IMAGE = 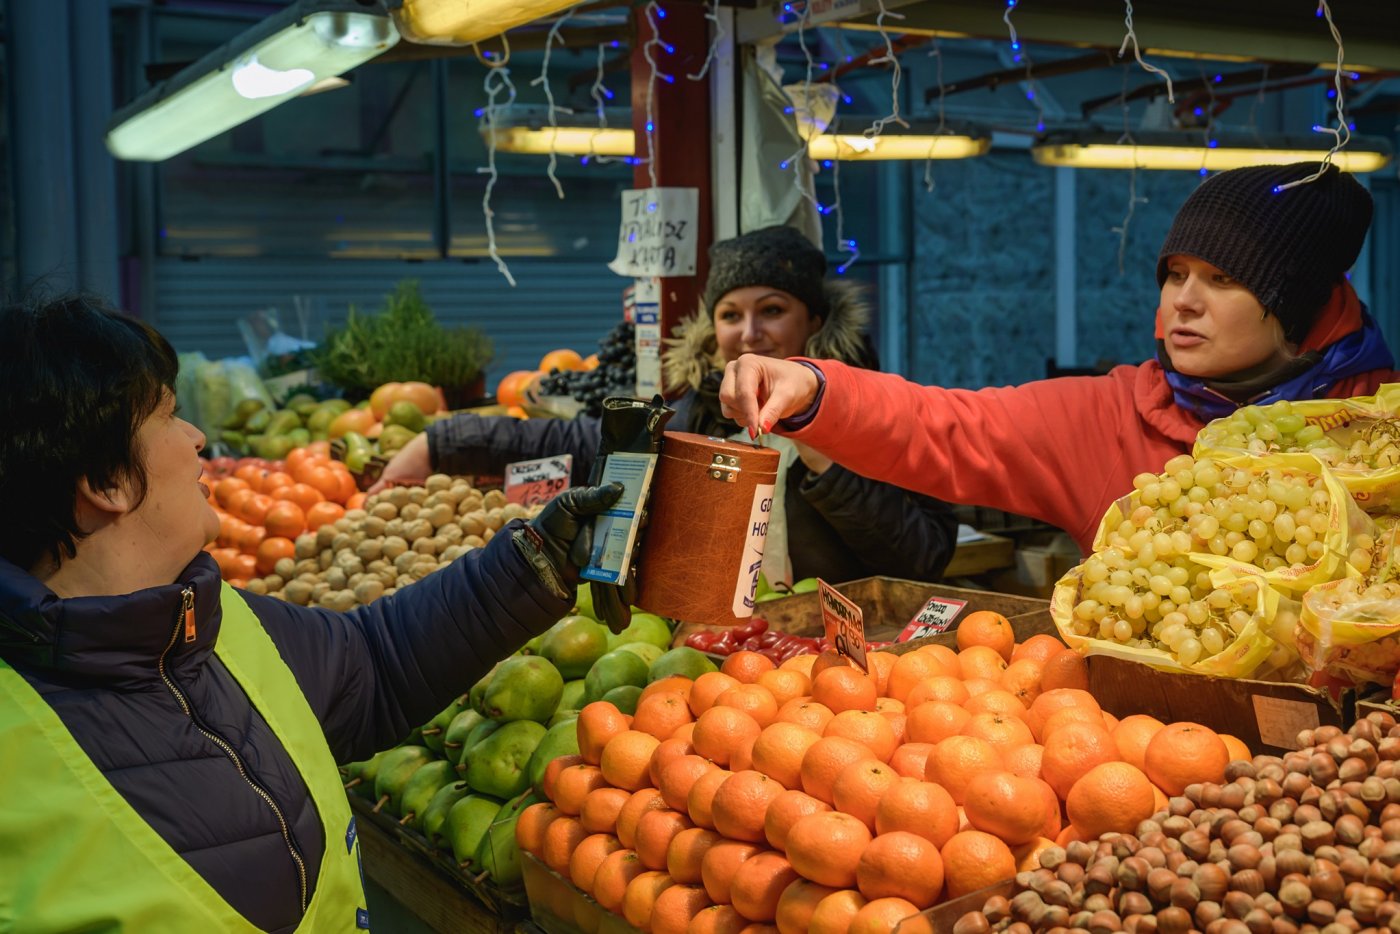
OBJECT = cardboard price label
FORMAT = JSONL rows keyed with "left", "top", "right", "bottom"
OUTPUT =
{"left": 897, "top": 596, "right": 969, "bottom": 642}
{"left": 504, "top": 454, "right": 572, "bottom": 507}
{"left": 818, "top": 579, "right": 867, "bottom": 672}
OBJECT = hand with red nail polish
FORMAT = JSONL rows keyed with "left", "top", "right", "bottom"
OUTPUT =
{"left": 719, "top": 354, "right": 821, "bottom": 435}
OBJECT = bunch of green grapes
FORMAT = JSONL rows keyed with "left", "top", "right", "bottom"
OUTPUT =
{"left": 1200, "top": 400, "right": 1400, "bottom": 470}
{"left": 1070, "top": 453, "right": 1332, "bottom": 666}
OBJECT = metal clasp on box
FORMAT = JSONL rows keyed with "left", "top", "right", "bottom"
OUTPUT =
{"left": 709, "top": 453, "right": 741, "bottom": 483}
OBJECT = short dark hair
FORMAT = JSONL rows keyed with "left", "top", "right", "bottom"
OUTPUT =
{"left": 0, "top": 293, "right": 179, "bottom": 570}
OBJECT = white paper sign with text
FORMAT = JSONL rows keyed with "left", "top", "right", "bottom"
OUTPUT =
{"left": 609, "top": 187, "right": 699, "bottom": 278}
{"left": 504, "top": 454, "right": 572, "bottom": 507}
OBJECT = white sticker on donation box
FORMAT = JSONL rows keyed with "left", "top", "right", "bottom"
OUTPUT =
{"left": 504, "top": 454, "right": 572, "bottom": 507}
{"left": 608, "top": 188, "right": 699, "bottom": 278}
{"left": 580, "top": 452, "right": 658, "bottom": 587}
{"left": 819, "top": 580, "right": 867, "bottom": 672}
{"left": 733, "top": 484, "right": 776, "bottom": 618}
{"left": 634, "top": 278, "right": 662, "bottom": 398}
{"left": 897, "top": 596, "right": 969, "bottom": 642}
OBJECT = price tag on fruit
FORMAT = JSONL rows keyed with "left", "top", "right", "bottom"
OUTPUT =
{"left": 818, "top": 579, "right": 868, "bottom": 672}
{"left": 897, "top": 596, "right": 969, "bottom": 642}
{"left": 504, "top": 454, "right": 573, "bottom": 507}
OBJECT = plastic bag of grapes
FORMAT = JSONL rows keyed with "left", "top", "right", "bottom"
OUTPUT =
{"left": 1051, "top": 562, "right": 1298, "bottom": 678}
{"left": 1193, "top": 388, "right": 1400, "bottom": 515}
{"left": 1296, "top": 518, "right": 1400, "bottom": 687}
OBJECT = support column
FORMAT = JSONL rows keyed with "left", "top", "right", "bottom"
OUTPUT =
{"left": 631, "top": 3, "right": 713, "bottom": 395}
{"left": 70, "top": 0, "right": 120, "bottom": 299}
{"left": 1054, "top": 166, "right": 1077, "bottom": 369}
{"left": 877, "top": 161, "right": 909, "bottom": 376}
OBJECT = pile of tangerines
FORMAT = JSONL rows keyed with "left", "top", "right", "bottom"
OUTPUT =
{"left": 202, "top": 443, "right": 365, "bottom": 585}
{"left": 514, "top": 613, "right": 1245, "bottom": 934}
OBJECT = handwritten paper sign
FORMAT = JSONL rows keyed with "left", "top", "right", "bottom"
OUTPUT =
{"left": 609, "top": 187, "right": 699, "bottom": 278}
{"left": 818, "top": 579, "right": 867, "bottom": 672}
{"left": 504, "top": 454, "right": 572, "bottom": 507}
{"left": 897, "top": 595, "right": 969, "bottom": 642}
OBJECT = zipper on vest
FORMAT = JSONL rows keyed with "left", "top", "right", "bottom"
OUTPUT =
{"left": 159, "top": 585, "right": 310, "bottom": 914}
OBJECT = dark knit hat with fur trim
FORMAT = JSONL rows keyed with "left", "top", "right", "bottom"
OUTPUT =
{"left": 1156, "top": 162, "right": 1373, "bottom": 344}
{"left": 702, "top": 226, "right": 829, "bottom": 320}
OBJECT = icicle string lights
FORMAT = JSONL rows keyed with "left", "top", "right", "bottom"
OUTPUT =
{"left": 1118, "top": 0, "right": 1174, "bottom": 103}
{"left": 1002, "top": 0, "right": 1044, "bottom": 132}
{"left": 641, "top": 0, "right": 673, "bottom": 189}
{"left": 780, "top": 6, "right": 826, "bottom": 216}
{"left": 865, "top": 0, "right": 909, "bottom": 138}
{"left": 531, "top": 9, "right": 574, "bottom": 199}
{"left": 1275, "top": 0, "right": 1350, "bottom": 192}
{"left": 923, "top": 37, "right": 945, "bottom": 193}
{"left": 480, "top": 66, "right": 518, "bottom": 286}
{"left": 688, "top": 0, "right": 725, "bottom": 81}
{"left": 1110, "top": 65, "right": 1148, "bottom": 277}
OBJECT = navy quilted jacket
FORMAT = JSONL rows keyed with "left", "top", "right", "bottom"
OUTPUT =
{"left": 0, "top": 525, "right": 571, "bottom": 933}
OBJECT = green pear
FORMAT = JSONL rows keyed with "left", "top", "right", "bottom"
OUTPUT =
{"left": 573, "top": 582, "right": 600, "bottom": 621}
{"left": 397, "top": 760, "right": 455, "bottom": 827}
{"left": 647, "top": 647, "right": 718, "bottom": 683}
{"left": 465, "top": 721, "right": 547, "bottom": 799}
{"left": 614, "top": 642, "right": 664, "bottom": 667}
{"left": 475, "top": 791, "right": 539, "bottom": 886}
{"left": 548, "top": 708, "right": 580, "bottom": 729}
{"left": 601, "top": 684, "right": 643, "bottom": 715}
{"left": 559, "top": 679, "right": 588, "bottom": 712}
{"left": 443, "top": 710, "right": 486, "bottom": 768}
{"left": 527, "top": 720, "right": 582, "bottom": 796}
{"left": 608, "top": 612, "right": 673, "bottom": 651}
{"left": 371, "top": 745, "right": 434, "bottom": 814}
{"left": 347, "top": 751, "right": 388, "bottom": 800}
{"left": 445, "top": 795, "right": 504, "bottom": 868}
{"left": 422, "top": 781, "right": 472, "bottom": 850}
{"left": 791, "top": 577, "right": 820, "bottom": 594}
{"left": 583, "top": 650, "right": 650, "bottom": 706}
{"left": 481, "top": 656, "right": 564, "bottom": 723}
{"left": 456, "top": 720, "right": 503, "bottom": 776}
{"left": 540, "top": 615, "right": 611, "bottom": 679}
{"left": 468, "top": 663, "right": 501, "bottom": 717}
{"left": 420, "top": 694, "right": 468, "bottom": 756}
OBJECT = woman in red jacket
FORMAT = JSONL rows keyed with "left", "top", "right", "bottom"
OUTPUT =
{"left": 719, "top": 162, "right": 1399, "bottom": 554}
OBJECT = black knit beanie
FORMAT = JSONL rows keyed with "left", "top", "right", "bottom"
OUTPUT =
{"left": 1156, "top": 162, "right": 1373, "bottom": 344}
{"left": 702, "top": 226, "right": 829, "bottom": 320}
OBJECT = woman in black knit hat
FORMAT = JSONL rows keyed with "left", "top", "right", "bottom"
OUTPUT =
{"left": 376, "top": 225, "right": 959, "bottom": 586}
{"left": 718, "top": 162, "right": 1399, "bottom": 555}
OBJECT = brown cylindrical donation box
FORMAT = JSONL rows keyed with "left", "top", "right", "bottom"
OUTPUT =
{"left": 633, "top": 431, "right": 781, "bottom": 626}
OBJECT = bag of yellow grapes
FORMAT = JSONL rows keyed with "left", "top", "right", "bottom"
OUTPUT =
{"left": 1297, "top": 517, "right": 1400, "bottom": 687}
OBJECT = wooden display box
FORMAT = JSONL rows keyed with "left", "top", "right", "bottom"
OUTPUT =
{"left": 349, "top": 795, "right": 525, "bottom": 934}
{"left": 1086, "top": 656, "right": 1355, "bottom": 756}
{"left": 522, "top": 851, "right": 640, "bottom": 934}
{"left": 896, "top": 881, "right": 1014, "bottom": 933}
{"left": 1355, "top": 688, "right": 1399, "bottom": 722}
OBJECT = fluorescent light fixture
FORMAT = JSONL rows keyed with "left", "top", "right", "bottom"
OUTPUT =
{"left": 489, "top": 126, "right": 636, "bottom": 156}
{"left": 392, "top": 0, "right": 584, "bottom": 46}
{"left": 807, "top": 132, "right": 989, "bottom": 161}
{"left": 106, "top": 0, "right": 398, "bottom": 162}
{"left": 1032, "top": 130, "right": 1393, "bottom": 173}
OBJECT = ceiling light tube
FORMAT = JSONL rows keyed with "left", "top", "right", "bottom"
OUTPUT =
{"left": 487, "top": 126, "right": 637, "bottom": 156}
{"left": 1032, "top": 130, "right": 1392, "bottom": 173}
{"left": 807, "top": 132, "right": 990, "bottom": 161}
{"left": 391, "top": 0, "right": 584, "bottom": 46}
{"left": 106, "top": 0, "right": 398, "bottom": 162}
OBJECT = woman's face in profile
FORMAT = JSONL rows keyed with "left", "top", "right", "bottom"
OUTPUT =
{"left": 1158, "top": 255, "right": 1292, "bottom": 379}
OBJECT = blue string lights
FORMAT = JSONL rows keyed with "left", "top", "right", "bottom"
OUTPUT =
{"left": 479, "top": 65, "right": 518, "bottom": 286}
{"left": 1275, "top": 0, "right": 1351, "bottom": 192}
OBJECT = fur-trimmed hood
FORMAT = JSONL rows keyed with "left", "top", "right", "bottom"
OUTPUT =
{"left": 661, "top": 278, "right": 874, "bottom": 393}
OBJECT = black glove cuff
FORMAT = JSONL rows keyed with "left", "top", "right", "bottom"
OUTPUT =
{"left": 512, "top": 524, "right": 570, "bottom": 601}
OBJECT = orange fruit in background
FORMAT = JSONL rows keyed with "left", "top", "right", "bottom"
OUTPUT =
{"left": 905, "top": 701, "right": 971, "bottom": 746}
{"left": 831, "top": 759, "right": 900, "bottom": 831}
{"left": 643, "top": 676, "right": 696, "bottom": 704}
{"left": 962, "top": 771, "right": 1050, "bottom": 846}
{"left": 875, "top": 779, "right": 959, "bottom": 848}
{"left": 824, "top": 709, "right": 898, "bottom": 763}
{"left": 999, "top": 659, "right": 1046, "bottom": 706}
{"left": 259, "top": 470, "right": 295, "bottom": 494}
{"left": 962, "top": 678, "right": 1000, "bottom": 699}
{"left": 623, "top": 870, "right": 676, "bottom": 932}
{"left": 1221, "top": 733, "right": 1252, "bottom": 764}
{"left": 673, "top": 722, "right": 697, "bottom": 744}
{"left": 570, "top": 833, "right": 623, "bottom": 893}
{"left": 1101, "top": 711, "right": 1120, "bottom": 732}
{"left": 540, "top": 754, "right": 584, "bottom": 803}
{"left": 240, "top": 493, "right": 275, "bottom": 526}
{"left": 712, "top": 770, "right": 787, "bottom": 844}
{"left": 715, "top": 684, "right": 780, "bottom": 728}
{"left": 723, "top": 651, "right": 777, "bottom": 684}
{"left": 866, "top": 652, "right": 897, "bottom": 695}
{"left": 1111, "top": 714, "right": 1166, "bottom": 771}
{"left": 775, "top": 879, "right": 838, "bottom": 934}
{"left": 960, "top": 712, "right": 1034, "bottom": 754}
{"left": 693, "top": 706, "right": 762, "bottom": 767}
{"left": 1003, "top": 742, "right": 1044, "bottom": 779}
{"left": 850, "top": 897, "right": 923, "bottom": 934}
{"left": 540, "top": 348, "right": 586, "bottom": 372}
{"left": 882, "top": 713, "right": 907, "bottom": 747}
{"left": 667, "top": 827, "right": 723, "bottom": 884}
{"left": 757, "top": 670, "right": 810, "bottom": 707}
{"left": 214, "top": 477, "right": 250, "bottom": 508}
{"left": 542, "top": 816, "right": 588, "bottom": 875}
{"left": 905, "top": 675, "right": 970, "bottom": 709}
{"left": 593, "top": 849, "right": 646, "bottom": 913}
{"left": 886, "top": 651, "right": 956, "bottom": 703}
{"left": 799, "top": 736, "right": 871, "bottom": 804}
{"left": 229, "top": 553, "right": 258, "bottom": 581}
{"left": 700, "top": 840, "right": 764, "bottom": 904}
{"left": 687, "top": 768, "right": 734, "bottom": 829}
{"left": 809, "top": 649, "right": 850, "bottom": 678}
{"left": 691, "top": 904, "right": 749, "bottom": 934}
{"left": 304, "top": 500, "right": 344, "bottom": 531}
{"left": 275, "top": 482, "right": 325, "bottom": 512}
{"left": 856, "top": 831, "right": 944, "bottom": 907}
{"left": 255, "top": 536, "right": 296, "bottom": 575}
{"left": 1012, "top": 634, "right": 1068, "bottom": 665}
{"left": 775, "top": 700, "right": 834, "bottom": 734}
{"left": 579, "top": 702, "right": 633, "bottom": 765}
{"left": 764, "top": 789, "right": 832, "bottom": 852}
{"left": 940, "top": 830, "right": 1017, "bottom": 898}
{"left": 750, "top": 722, "right": 822, "bottom": 790}
{"left": 1066, "top": 761, "right": 1157, "bottom": 840}
{"left": 731, "top": 851, "right": 800, "bottom": 923}
{"left": 603, "top": 730, "right": 663, "bottom": 792}
{"left": 1040, "top": 705, "right": 1109, "bottom": 741}
{"left": 654, "top": 883, "right": 713, "bottom": 934}
{"left": 1026, "top": 688, "right": 1101, "bottom": 741}
{"left": 730, "top": 734, "right": 758, "bottom": 772}
{"left": 1040, "top": 721, "right": 1121, "bottom": 800}
{"left": 786, "top": 811, "right": 872, "bottom": 889}
{"left": 965, "top": 688, "right": 1029, "bottom": 719}
{"left": 811, "top": 667, "right": 878, "bottom": 714}
{"left": 617, "top": 788, "right": 669, "bottom": 848}
{"left": 889, "top": 742, "right": 935, "bottom": 779}
{"left": 809, "top": 890, "right": 869, "bottom": 934}
{"left": 1040, "top": 650, "right": 1090, "bottom": 692}
{"left": 580, "top": 786, "right": 632, "bottom": 834}
{"left": 1013, "top": 836, "right": 1059, "bottom": 873}
{"left": 956, "top": 611, "right": 1015, "bottom": 661}
{"left": 874, "top": 696, "right": 905, "bottom": 715}
{"left": 1056, "top": 824, "right": 1084, "bottom": 847}
{"left": 650, "top": 737, "right": 698, "bottom": 787}
{"left": 1033, "top": 778, "right": 1062, "bottom": 841}
{"left": 234, "top": 464, "right": 265, "bottom": 488}
{"left": 690, "top": 672, "right": 744, "bottom": 717}
{"left": 659, "top": 755, "right": 718, "bottom": 812}
{"left": 494, "top": 370, "right": 542, "bottom": 408}
{"left": 302, "top": 466, "right": 343, "bottom": 501}
{"left": 1144, "top": 721, "right": 1230, "bottom": 795}
{"left": 263, "top": 502, "right": 306, "bottom": 540}
{"left": 924, "top": 736, "right": 1004, "bottom": 804}
{"left": 555, "top": 764, "right": 610, "bottom": 815}
{"left": 636, "top": 808, "right": 695, "bottom": 871}
{"left": 514, "top": 802, "right": 562, "bottom": 857}
{"left": 779, "top": 654, "right": 818, "bottom": 677}
{"left": 634, "top": 692, "right": 695, "bottom": 741}
{"left": 958, "top": 645, "right": 1009, "bottom": 682}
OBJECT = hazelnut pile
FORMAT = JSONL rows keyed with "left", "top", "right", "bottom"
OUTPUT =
{"left": 955, "top": 713, "right": 1400, "bottom": 934}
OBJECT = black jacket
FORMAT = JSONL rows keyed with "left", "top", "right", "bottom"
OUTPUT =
{"left": 0, "top": 529, "right": 570, "bottom": 933}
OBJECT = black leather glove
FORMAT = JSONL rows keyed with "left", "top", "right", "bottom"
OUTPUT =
{"left": 512, "top": 482, "right": 623, "bottom": 604}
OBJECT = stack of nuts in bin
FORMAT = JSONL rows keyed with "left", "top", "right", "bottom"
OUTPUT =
{"left": 954, "top": 712, "right": 1400, "bottom": 934}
